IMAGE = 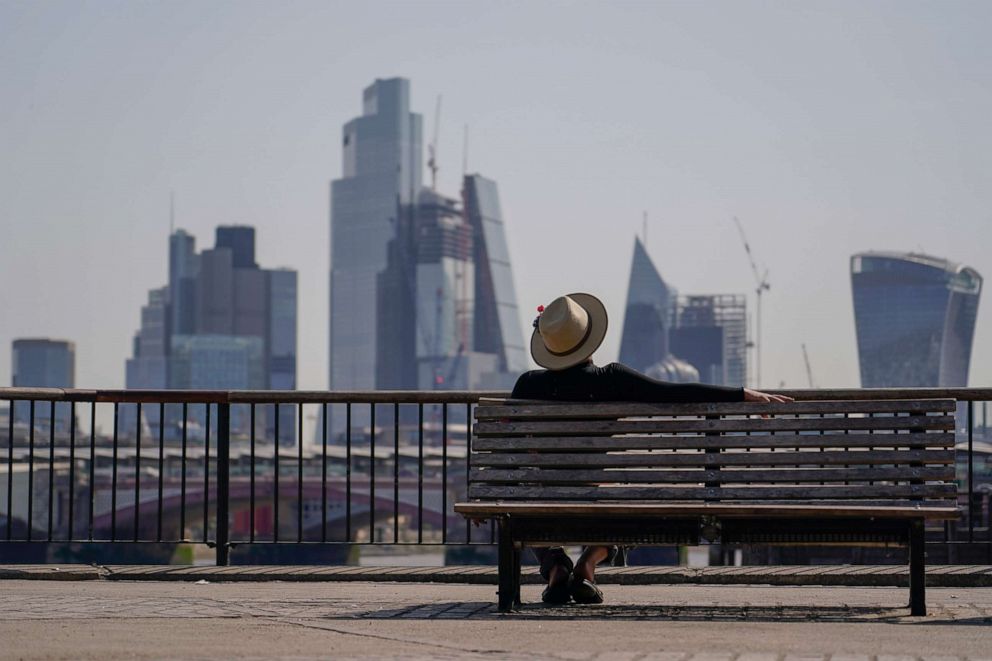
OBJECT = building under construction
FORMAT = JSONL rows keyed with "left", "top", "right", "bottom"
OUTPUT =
{"left": 670, "top": 294, "right": 748, "bottom": 387}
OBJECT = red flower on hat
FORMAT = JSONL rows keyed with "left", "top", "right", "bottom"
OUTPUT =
{"left": 533, "top": 304, "right": 545, "bottom": 329}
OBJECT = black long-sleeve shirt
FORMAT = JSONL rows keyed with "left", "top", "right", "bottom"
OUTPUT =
{"left": 510, "top": 362, "right": 744, "bottom": 403}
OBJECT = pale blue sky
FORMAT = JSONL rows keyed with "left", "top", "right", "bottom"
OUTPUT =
{"left": 1, "top": 0, "right": 990, "bottom": 392}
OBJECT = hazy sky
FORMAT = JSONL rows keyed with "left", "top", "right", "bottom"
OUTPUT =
{"left": 1, "top": 0, "right": 990, "bottom": 393}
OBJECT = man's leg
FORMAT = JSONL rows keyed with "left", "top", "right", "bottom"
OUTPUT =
{"left": 533, "top": 546, "right": 573, "bottom": 604}
{"left": 574, "top": 545, "right": 610, "bottom": 582}
{"left": 570, "top": 545, "right": 615, "bottom": 605}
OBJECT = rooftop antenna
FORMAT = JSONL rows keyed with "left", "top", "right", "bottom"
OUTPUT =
{"left": 733, "top": 216, "right": 771, "bottom": 388}
{"left": 169, "top": 191, "right": 175, "bottom": 234}
{"left": 427, "top": 95, "right": 442, "bottom": 190}
{"left": 462, "top": 124, "right": 469, "bottom": 177}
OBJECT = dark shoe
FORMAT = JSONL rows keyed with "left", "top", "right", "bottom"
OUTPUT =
{"left": 569, "top": 576, "right": 604, "bottom": 605}
{"left": 541, "top": 574, "right": 572, "bottom": 605}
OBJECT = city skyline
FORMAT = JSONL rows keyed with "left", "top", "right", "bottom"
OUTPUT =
{"left": 125, "top": 224, "right": 297, "bottom": 440}
{"left": 2, "top": 1, "right": 990, "bottom": 393}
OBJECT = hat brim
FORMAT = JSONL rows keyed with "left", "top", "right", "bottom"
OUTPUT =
{"left": 530, "top": 292, "right": 609, "bottom": 370}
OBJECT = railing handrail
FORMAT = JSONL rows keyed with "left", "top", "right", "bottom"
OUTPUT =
{"left": 1, "top": 386, "right": 992, "bottom": 404}
{"left": 0, "top": 388, "right": 510, "bottom": 404}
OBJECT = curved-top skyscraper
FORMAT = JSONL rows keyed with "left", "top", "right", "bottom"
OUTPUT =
{"left": 851, "top": 252, "right": 982, "bottom": 387}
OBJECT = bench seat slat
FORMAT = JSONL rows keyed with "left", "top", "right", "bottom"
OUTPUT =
{"left": 471, "top": 432, "right": 954, "bottom": 452}
{"left": 474, "top": 415, "right": 954, "bottom": 437}
{"left": 453, "top": 501, "right": 960, "bottom": 519}
{"left": 467, "top": 483, "right": 957, "bottom": 500}
{"left": 473, "top": 448, "right": 955, "bottom": 468}
{"left": 475, "top": 399, "right": 956, "bottom": 420}
{"left": 470, "top": 466, "right": 955, "bottom": 484}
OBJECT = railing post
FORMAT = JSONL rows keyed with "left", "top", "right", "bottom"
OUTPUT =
{"left": 216, "top": 402, "right": 231, "bottom": 567}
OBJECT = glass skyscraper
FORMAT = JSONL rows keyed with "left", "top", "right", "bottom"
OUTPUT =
{"left": 11, "top": 338, "right": 76, "bottom": 432}
{"left": 330, "top": 78, "right": 422, "bottom": 396}
{"left": 618, "top": 237, "right": 675, "bottom": 373}
{"left": 851, "top": 251, "right": 982, "bottom": 387}
{"left": 463, "top": 174, "right": 528, "bottom": 377}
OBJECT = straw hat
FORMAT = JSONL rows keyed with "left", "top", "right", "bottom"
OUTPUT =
{"left": 530, "top": 293, "right": 608, "bottom": 370}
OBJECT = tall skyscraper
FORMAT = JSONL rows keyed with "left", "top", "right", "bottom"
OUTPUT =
{"left": 125, "top": 226, "right": 297, "bottom": 441}
{"left": 851, "top": 252, "right": 982, "bottom": 387}
{"left": 215, "top": 225, "right": 258, "bottom": 269}
{"left": 330, "top": 78, "right": 423, "bottom": 396}
{"left": 463, "top": 174, "right": 528, "bottom": 377}
{"left": 12, "top": 338, "right": 75, "bottom": 432}
{"left": 618, "top": 237, "right": 675, "bottom": 373}
{"left": 330, "top": 78, "right": 527, "bottom": 407}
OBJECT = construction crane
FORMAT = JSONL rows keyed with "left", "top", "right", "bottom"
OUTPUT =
{"left": 802, "top": 343, "right": 815, "bottom": 388}
{"left": 733, "top": 217, "right": 771, "bottom": 388}
{"left": 427, "top": 95, "right": 442, "bottom": 190}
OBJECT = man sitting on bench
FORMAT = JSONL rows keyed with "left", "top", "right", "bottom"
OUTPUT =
{"left": 513, "top": 293, "right": 792, "bottom": 605}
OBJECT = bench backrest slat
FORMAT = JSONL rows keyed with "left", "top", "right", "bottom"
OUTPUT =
{"left": 474, "top": 414, "right": 954, "bottom": 437}
{"left": 473, "top": 431, "right": 954, "bottom": 452}
{"left": 468, "top": 398, "right": 958, "bottom": 508}
{"left": 467, "top": 484, "right": 957, "bottom": 501}
{"left": 475, "top": 398, "right": 956, "bottom": 419}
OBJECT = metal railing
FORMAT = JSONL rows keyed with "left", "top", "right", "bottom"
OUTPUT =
{"left": 1, "top": 387, "right": 989, "bottom": 565}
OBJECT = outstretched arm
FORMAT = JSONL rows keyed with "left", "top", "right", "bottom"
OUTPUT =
{"left": 603, "top": 363, "right": 794, "bottom": 404}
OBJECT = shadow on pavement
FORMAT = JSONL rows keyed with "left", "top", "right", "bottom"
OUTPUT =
{"left": 359, "top": 601, "right": 992, "bottom": 625}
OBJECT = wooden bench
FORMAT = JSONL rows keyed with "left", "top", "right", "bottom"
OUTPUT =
{"left": 454, "top": 398, "right": 960, "bottom": 615}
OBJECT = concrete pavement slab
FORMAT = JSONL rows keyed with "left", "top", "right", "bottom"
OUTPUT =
{"left": 1, "top": 581, "right": 990, "bottom": 660}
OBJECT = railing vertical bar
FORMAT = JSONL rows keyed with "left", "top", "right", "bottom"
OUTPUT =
{"left": 110, "top": 401, "right": 118, "bottom": 542}
{"left": 180, "top": 403, "right": 188, "bottom": 540}
{"left": 6, "top": 400, "right": 14, "bottom": 541}
{"left": 370, "top": 403, "right": 376, "bottom": 542}
{"left": 157, "top": 402, "right": 164, "bottom": 542}
{"left": 345, "top": 403, "right": 352, "bottom": 542}
{"left": 134, "top": 402, "right": 141, "bottom": 542}
{"left": 417, "top": 403, "right": 423, "bottom": 544}
{"left": 465, "top": 402, "right": 471, "bottom": 544}
{"left": 321, "top": 403, "right": 327, "bottom": 543}
{"left": 274, "top": 404, "right": 280, "bottom": 543}
{"left": 968, "top": 401, "right": 974, "bottom": 542}
{"left": 441, "top": 402, "right": 448, "bottom": 545}
{"left": 393, "top": 402, "right": 399, "bottom": 544}
{"left": 216, "top": 402, "right": 230, "bottom": 566}
{"left": 249, "top": 404, "right": 256, "bottom": 544}
{"left": 68, "top": 402, "right": 75, "bottom": 541}
{"left": 27, "top": 400, "right": 34, "bottom": 542}
{"left": 203, "top": 403, "right": 211, "bottom": 543}
{"left": 88, "top": 401, "right": 95, "bottom": 541}
{"left": 297, "top": 403, "right": 303, "bottom": 544}
{"left": 47, "top": 400, "right": 55, "bottom": 540}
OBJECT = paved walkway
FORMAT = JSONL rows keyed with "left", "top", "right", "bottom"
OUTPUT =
{"left": 4, "top": 564, "right": 992, "bottom": 587}
{"left": 2, "top": 581, "right": 990, "bottom": 659}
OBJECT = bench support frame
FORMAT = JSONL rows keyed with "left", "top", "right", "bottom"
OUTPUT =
{"left": 493, "top": 514, "right": 931, "bottom": 615}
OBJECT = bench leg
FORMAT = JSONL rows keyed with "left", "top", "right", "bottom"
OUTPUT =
{"left": 512, "top": 547, "right": 522, "bottom": 608}
{"left": 497, "top": 517, "right": 514, "bottom": 613}
{"left": 909, "top": 519, "right": 926, "bottom": 616}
